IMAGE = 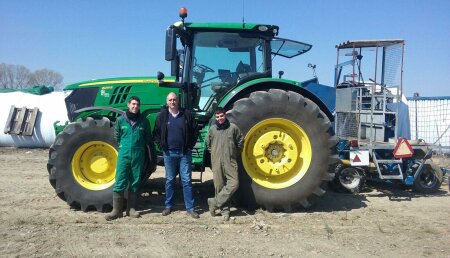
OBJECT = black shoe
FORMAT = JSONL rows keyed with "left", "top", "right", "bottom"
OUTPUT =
{"left": 187, "top": 210, "right": 199, "bottom": 219}
{"left": 162, "top": 208, "right": 172, "bottom": 216}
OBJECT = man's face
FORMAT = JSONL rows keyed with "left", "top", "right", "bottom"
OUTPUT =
{"left": 127, "top": 100, "right": 140, "bottom": 114}
{"left": 167, "top": 93, "right": 178, "bottom": 110}
{"left": 215, "top": 112, "right": 226, "bottom": 124}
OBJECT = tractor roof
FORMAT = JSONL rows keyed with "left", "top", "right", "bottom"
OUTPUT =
{"left": 175, "top": 21, "right": 279, "bottom": 36}
{"left": 336, "top": 39, "right": 404, "bottom": 49}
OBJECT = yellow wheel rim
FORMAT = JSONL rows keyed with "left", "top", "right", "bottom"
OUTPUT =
{"left": 72, "top": 141, "right": 117, "bottom": 190}
{"left": 242, "top": 118, "right": 312, "bottom": 189}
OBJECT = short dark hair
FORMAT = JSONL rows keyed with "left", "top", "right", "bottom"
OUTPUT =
{"left": 214, "top": 107, "right": 226, "bottom": 115}
{"left": 128, "top": 96, "right": 141, "bottom": 104}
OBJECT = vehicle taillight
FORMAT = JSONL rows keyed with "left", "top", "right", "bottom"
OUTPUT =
{"left": 350, "top": 140, "right": 359, "bottom": 147}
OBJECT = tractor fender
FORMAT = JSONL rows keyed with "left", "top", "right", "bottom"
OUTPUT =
{"left": 53, "top": 106, "right": 125, "bottom": 136}
{"left": 218, "top": 79, "right": 334, "bottom": 122}
{"left": 74, "top": 106, "right": 158, "bottom": 131}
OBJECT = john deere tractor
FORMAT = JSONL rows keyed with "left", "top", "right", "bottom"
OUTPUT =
{"left": 47, "top": 8, "right": 337, "bottom": 212}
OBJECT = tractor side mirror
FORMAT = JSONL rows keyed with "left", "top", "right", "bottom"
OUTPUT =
{"left": 157, "top": 71, "right": 165, "bottom": 81}
{"left": 165, "top": 27, "right": 177, "bottom": 61}
{"left": 157, "top": 71, "right": 181, "bottom": 88}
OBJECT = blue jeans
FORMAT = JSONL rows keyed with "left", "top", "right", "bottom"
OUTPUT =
{"left": 163, "top": 150, "right": 195, "bottom": 211}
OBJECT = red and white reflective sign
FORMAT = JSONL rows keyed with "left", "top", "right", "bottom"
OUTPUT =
{"left": 393, "top": 138, "right": 414, "bottom": 158}
{"left": 350, "top": 150, "right": 369, "bottom": 166}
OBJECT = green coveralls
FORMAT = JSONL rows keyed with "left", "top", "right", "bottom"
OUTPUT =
{"left": 113, "top": 115, "right": 151, "bottom": 193}
{"left": 206, "top": 122, "right": 243, "bottom": 213}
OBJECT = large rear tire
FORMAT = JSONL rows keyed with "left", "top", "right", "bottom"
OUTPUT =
{"left": 227, "top": 89, "right": 337, "bottom": 211}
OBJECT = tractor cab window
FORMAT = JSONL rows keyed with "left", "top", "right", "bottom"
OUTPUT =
{"left": 189, "top": 31, "right": 266, "bottom": 111}
{"left": 270, "top": 38, "right": 312, "bottom": 58}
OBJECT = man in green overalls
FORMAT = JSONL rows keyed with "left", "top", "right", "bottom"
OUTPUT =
{"left": 105, "top": 96, "right": 151, "bottom": 221}
{"left": 206, "top": 107, "right": 243, "bottom": 221}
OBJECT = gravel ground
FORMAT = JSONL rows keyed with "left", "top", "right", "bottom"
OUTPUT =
{"left": 0, "top": 147, "right": 449, "bottom": 257}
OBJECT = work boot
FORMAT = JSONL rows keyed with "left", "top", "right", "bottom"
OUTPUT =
{"left": 126, "top": 192, "right": 140, "bottom": 218}
{"left": 105, "top": 192, "right": 124, "bottom": 221}
{"left": 222, "top": 212, "right": 230, "bottom": 222}
{"left": 207, "top": 198, "right": 216, "bottom": 217}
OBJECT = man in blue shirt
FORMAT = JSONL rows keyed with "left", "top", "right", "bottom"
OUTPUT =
{"left": 153, "top": 92, "right": 199, "bottom": 218}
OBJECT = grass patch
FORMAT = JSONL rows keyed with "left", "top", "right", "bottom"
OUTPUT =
{"left": 13, "top": 218, "right": 27, "bottom": 225}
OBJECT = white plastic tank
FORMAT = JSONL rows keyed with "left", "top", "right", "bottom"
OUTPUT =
{"left": 0, "top": 91, "right": 68, "bottom": 147}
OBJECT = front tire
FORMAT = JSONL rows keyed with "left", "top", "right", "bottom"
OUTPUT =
{"left": 47, "top": 117, "right": 118, "bottom": 211}
{"left": 227, "top": 89, "right": 337, "bottom": 211}
{"left": 412, "top": 160, "right": 443, "bottom": 193}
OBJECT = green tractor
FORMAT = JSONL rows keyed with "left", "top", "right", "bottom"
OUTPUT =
{"left": 47, "top": 8, "right": 337, "bottom": 212}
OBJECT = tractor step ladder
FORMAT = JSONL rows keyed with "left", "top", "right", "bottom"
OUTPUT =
{"left": 3, "top": 105, "right": 39, "bottom": 136}
{"left": 376, "top": 159, "right": 402, "bottom": 164}
{"left": 191, "top": 142, "right": 204, "bottom": 183}
{"left": 372, "top": 151, "right": 404, "bottom": 180}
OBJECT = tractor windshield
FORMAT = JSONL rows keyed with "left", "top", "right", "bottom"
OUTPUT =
{"left": 188, "top": 31, "right": 266, "bottom": 111}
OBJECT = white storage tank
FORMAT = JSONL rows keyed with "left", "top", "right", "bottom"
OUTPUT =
{"left": 0, "top": 91, "right": 68, "bottom": 147}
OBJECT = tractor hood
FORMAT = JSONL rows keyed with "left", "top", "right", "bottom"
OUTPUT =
{"left": 63, "top": 76, "right": 172, "bottom": 90}
{"left": 62, "top": 76, "right": 176, "bottom": 122}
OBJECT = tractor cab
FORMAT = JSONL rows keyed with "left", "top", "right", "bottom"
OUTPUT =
{"left": 164, "top": 7, "right": 311, "bottom": 113}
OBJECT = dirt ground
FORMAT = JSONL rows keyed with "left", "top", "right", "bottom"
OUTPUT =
{"left": 0, "top": 148, "right": 449, "bottom": 257}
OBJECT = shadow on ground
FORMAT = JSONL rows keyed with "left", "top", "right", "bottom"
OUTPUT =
{"left": 138, "top": 177, "right": 216, "bottom": 216}
{"left": 362, "top": 180, "right": 449, "bottom": 201}
{"left": 136, "top": 176, "right": 449, "bottom": 216}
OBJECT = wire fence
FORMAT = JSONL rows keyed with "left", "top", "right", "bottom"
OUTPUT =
{"left": 407, "top": 96, "right": 450, "bottom": 153}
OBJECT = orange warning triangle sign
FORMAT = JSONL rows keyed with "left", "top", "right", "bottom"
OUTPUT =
{"left": 353, "top": 154, "right": 361, "bottom": 163}
{"left": 393, "top": 138, "right": 414, "bottom": 158}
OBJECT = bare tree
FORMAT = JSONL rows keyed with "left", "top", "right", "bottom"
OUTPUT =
{"left": 0, "top": 63, "right": 8, "bottom": 88}
{"left": 0, "top": 63, "right": 31, "bottom": 89}
{"left": 0, "top": 64, "right": 64, "bottom": 90}
{"left": 16, "top": 65, "right": 31, "bottom": 89}
{"left": 28, "top": 69, "right": 63, "bottom": 89}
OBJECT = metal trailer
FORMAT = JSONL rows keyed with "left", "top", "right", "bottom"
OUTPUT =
{"left": 331, "top": 39, "right": 444, "bottom": 193}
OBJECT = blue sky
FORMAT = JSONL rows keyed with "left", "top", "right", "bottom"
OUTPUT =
{"left": 1, "top": 0, "right": 449, "bottom": 97}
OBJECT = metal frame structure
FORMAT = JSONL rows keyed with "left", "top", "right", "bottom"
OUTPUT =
{"left": 335, "top": 39, "right": 405, "bottom": 145}
{"left": 334, "top": 39, "right": 417, "bottom": 180}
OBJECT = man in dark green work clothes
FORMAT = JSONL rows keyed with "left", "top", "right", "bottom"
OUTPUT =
{"left": 105, "top": 96, "right": 151, "bottom": 221}
{"left": 206, "top": 107, "right": 243, "bottom": 221}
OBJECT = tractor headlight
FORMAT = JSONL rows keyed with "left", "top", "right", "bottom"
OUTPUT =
{"left": 258, "top": 26, "right": 268, "bottom": 32}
